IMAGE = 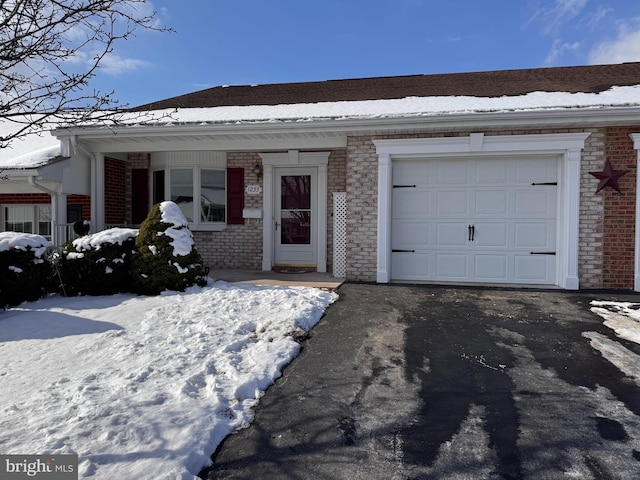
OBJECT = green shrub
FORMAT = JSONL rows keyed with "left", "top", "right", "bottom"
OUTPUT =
{"left": 0, "top": 232, "right": 52, "bottom": 308}
{"left": 131, "top": 201, "right": 207, "bottom": 295}
{"left": 57, "top": 228, "right": 138, "bottom": 296}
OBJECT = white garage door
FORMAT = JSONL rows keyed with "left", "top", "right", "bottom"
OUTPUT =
{"left": 391, "top": 156, "right": 558, "bottom": 284}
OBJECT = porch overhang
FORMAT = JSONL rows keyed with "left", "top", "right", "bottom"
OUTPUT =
{"left": 52, "top": 106, "right": 640, "bottom": 154}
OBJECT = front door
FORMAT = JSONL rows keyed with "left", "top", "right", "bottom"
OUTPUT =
{"left": 274, "top": 168, "right": 317, "bottom": 267}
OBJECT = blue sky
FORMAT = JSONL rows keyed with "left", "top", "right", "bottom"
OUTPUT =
{"left": 91, "top": 0, "right": 640, "bottom": 107}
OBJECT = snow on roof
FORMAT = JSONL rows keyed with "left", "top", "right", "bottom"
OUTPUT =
{"left": 0, "top": 119, "right": 61, "bottom": 170}
{"left": 124, "top": 85, "right": 640, "bottom": 126}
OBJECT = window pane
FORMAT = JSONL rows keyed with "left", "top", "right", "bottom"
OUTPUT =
{"left": 5, "top": 206, "right": 33, "bottom": 233}
{"left": 38, "top": 206, "right": 52, "bottom": 239}
{"left": 281, "top": 211, "right": 311, "bottom": 245}
{"left": 171, "top": 169, "right": 194, "bottom": 221}
{"left": 200, "top": 169, "right": 226, "bottom": 222}
{"left": 281, "top": 175, "right": 310, "bottom": 209}
{"left": 153, "top": 170, "right": 165, "bottom": 205}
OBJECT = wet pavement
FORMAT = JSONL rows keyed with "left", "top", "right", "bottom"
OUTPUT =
{"left": 199, "top": 283, "right": 640, "bottom": 480}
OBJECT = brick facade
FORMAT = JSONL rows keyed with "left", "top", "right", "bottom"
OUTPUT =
{"left": 601, "top": 127, "right": 639, "bottom": 289}
{"left": 105, "top": 157, "right": 126, "bottom": 225}
{"left": 4, "top": 126, "right": 640, "bottom": 289}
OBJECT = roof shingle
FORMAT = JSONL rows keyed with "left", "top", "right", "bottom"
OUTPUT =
{"left": 133, "top": 63, "right": 640, "bottom": 111}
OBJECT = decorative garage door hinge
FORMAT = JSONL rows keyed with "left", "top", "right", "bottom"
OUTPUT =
{"left": 392, "top": 249, "right": 416, "bottom": 253}
{"left": 393, "top": 184, "right": 417, "bottom": 188}
{"left": 531, "top": 182, "right": 557, "bottom": 186}
{"left": 530, "top": 251, "right": 556, "bottom": 255}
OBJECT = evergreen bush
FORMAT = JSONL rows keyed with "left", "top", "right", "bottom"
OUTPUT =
{"left": 57, "top": 228, "right": 138, "bottom": 296}
{"left": 131, "top": 201, "right": 207, "bottom": 295}
{"left": 0, "top": 232, "right": 52, "bottom": 308}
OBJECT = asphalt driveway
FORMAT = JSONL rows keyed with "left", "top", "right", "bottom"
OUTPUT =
{"left": 200, "top": 283, "right": 640, "bottom": 480}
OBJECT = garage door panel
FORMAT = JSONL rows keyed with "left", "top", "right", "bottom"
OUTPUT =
{"left": 436, "top": 223, "right": 468, "bottom": 247}
{"left": 514, "top": 189, "right": 556, "bottom": 216}
{"left": 476, "top": 159, "right": 509, "bottom": 184}
{"left": 475, "top": 254, "right": 508, "bottom": 280}
{"left": 514, "top": 223, "right": 555, "bottom": 249}
{"left": 393, "top": 190, "right": 431, "bottom": 217}
{"left": 392, "top": 221, "right": 430, "bottom": 249}
{"left": 394, "top": 161, "right": 434, "bottom": 185}
{"left": 391, "top": 252, "right": 430, "bottom": 278}
{"left": 437, "top": 191, "right": 469, "bottom": 215}
{"left": 515, "top": 157, "right": 557, "bottom": 184}
{"left": 437, "top": 160, "right": 470, "bottom": 185}
{"left": 514, "top": 255, "right": 554, "bottom": 282}
{"left": 436, "top": 254, "right": 468, "bottom": 278}
{"left": 476, "top": 190, "right": 508, "bottom": 215}
{"left": 474, "top": 223, "right": 508, "bottom": 247}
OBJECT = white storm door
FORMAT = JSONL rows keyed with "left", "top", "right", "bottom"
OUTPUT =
{"left": 274, "top": 168, "right": 317, "bottom": 266}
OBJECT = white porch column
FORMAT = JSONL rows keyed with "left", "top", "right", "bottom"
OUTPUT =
{"left": 51, "top": 194, "right": 68, "bottom": 245}
{"left": 631, "top": 133, "right": 640, "bottom": 291}
{"left": 376, "top": 153, "right": 392, "bottom": 283}
{"left": 91, "top": 153, "right": 105, "bottom": 232}
{"left": 262, "top": 163, "right": 274, "bottom": 271}
{"left": 563, "top": 147, "right": 582, "bottom": 290}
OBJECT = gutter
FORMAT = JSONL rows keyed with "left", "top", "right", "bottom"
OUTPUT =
{"left": 52, "top": 106, "right": 640, "bottom": 142}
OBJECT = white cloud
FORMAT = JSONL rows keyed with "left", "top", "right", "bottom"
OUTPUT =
{"left": 545, "top": 39, "right": 582, "bottom": 65}
{"left": 99, "top": 54, "right": 151, "bottom": 76}
{"left": 589, "top": 20, "right": 640, "bottom": 64}
{"left": 527, "top": 0, "right": 589, "bottom": 34}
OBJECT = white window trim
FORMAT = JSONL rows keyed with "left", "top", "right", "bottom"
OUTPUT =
{"left": 374, "top": 132, "right": 590, "bottom": 289}
{"left": 2, "top": 204, "right": 53, "bottom": 240}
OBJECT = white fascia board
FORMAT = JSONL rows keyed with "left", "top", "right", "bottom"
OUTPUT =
{"left": 52, "top": 106, "right": 640, "bottom": 149}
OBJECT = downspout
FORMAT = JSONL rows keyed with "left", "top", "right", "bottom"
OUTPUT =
{"left": 27, "top": 176, "right": 67, "bottom": 245}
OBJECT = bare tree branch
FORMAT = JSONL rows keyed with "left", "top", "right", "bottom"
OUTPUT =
{"left": 0, "top": 0, "right": 173, "bottom": 149}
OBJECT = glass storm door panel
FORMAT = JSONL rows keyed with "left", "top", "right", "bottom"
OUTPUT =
{"left": 275, "top": 169, "right": 317, "bottom": 266}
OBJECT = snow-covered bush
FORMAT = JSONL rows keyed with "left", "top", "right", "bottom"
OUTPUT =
{"left": 131, "top": 201, "right": 207, "bottom": 295}
{"left": 58, "top": 228, "right": 138, "bottom": 296}
{"left": 0, "top": 232, "right": 52, "bottom": 308}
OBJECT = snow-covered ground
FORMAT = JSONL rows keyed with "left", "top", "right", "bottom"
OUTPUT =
{"left": 587, "top": 300, "right": 640, "bottom": 384}
{"left": 0, "top": 282, "right": 337, "bottom": 479}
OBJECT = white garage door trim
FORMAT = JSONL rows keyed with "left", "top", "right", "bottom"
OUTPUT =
{"left": 374, "top": 133, "right": 590, "bottom": 289}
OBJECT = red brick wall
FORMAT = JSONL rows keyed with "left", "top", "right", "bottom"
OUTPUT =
{"left": 68, "top": 195, "right": 91, "bottom": 220}
{"left": 0, "top": 193, "right": 90, "bottom": 220}
{"left": 602, "top": 127, "right": 639, "bottom": 289}
{"left": 105, "top": 157, "right": 126, "bottom": 224}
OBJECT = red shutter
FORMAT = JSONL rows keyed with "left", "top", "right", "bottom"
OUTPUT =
{"left": 131, "top": 169, "right": 149, "bottom": 224}
{"left": 226, "top": 168, "right": 244, "bottom": 224}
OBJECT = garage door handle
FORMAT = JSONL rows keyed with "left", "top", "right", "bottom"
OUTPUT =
{"left": 530, "top": 251, "right": 556, "bottom": 255}
{"left": 468, "top": 225, "right": 475, "bottom": 242}
{"left": 392, "top": 249, "right": 415, "bottom": 253}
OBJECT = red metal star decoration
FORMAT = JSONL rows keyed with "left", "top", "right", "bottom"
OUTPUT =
{"left": 589, "top": 160, "right": 628, "bottom": 193}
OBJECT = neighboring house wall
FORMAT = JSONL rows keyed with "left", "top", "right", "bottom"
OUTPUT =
{"left": 602, "top": 126, "right": 639, "bottom": 289}
{"left": 105, "top": 157, "right": 126, "bottom": 225}
{"left": 0, "top": 193, "right": 91, "bottom": 219}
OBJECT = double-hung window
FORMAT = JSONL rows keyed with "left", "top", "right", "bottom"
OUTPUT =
{"left": 3, "top": 205, "right": 52, "bottom": 240}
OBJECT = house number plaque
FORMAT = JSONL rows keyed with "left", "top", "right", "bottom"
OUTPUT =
{"left": 245, "top": 185, "right": 262, "bottom": 195}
